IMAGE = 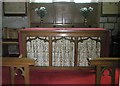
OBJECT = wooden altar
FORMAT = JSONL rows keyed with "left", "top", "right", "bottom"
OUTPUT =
{"left": 19, "top": 28, "right": 110, "bottom": 68}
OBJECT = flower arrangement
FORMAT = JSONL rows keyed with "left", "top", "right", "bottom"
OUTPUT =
{"left": 80, "top": 7, "right": 93, "bottom": 25}
{"left": 80, "top": 7, "right": 93, "bottom": 18}
{"left": 35, "top": 7, "right": 47, "bottom": 20}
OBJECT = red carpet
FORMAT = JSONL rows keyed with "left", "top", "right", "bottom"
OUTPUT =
{"left": 2, "top": 66, "right": 119, "bottom": 85}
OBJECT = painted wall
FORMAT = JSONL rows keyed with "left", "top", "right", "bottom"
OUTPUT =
{"left": 0, "top": 1, "right": 2, "bottom": 85}
{"left": 0, "top": 1, "right": 2, "bottom": 57}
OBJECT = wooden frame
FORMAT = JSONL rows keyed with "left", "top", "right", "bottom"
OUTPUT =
{"left": 3, "top": 2, "right": 27, "bottom": 16}
{"left": 101, "top": 2, "right": 120, "bottom": 16}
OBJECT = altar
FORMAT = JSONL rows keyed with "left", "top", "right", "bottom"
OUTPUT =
{"left": 19, "top": 28, "right": 110, "bottom": 67}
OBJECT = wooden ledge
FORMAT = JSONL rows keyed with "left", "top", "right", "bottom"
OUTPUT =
{"left": 89, "top": 57, "right": 120, "bottom": 61}
{"left": 0, "top": 57, "right": 35, "bottom": 66}
{"left": 89, "top": 57, "right": 120, "bottom": 66}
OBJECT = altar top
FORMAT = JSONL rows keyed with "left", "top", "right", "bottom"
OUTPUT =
{"left": 20, "top": 28, "right": 106, "bottom": 31}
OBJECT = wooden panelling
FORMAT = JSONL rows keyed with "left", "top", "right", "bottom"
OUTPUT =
{"left": 29, "top": 2, "right": 100, "bottom": 28}
{"left": 53, "top": 2, "right": 74, "bottom": 24}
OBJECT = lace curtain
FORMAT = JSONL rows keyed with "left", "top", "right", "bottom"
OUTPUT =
{"left": 52, "top": 37, "right": 75, "bottom": 66}
{"left": 27, "top": 37, "right": 49, "bottom": 66}
{"left": 77, "top": 37, "right": 101, "bottom": 66}
{"left": 26, "top": 36, "right": 101, "bottom": 66}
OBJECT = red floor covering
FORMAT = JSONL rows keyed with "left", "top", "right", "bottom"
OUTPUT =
{"left": 2, "top": 67, "right": 119, "bottom": 85}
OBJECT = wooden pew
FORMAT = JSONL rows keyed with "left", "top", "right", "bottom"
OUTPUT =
{"left": 0, "top": 57, "right": 35, "bottom": 84}
{"left": 89, "top": 57, "right": 120, "bottom": 86}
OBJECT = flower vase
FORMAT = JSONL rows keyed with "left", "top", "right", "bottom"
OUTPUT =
{"left": 84, "top": 17, "right": 87, "bottom": 26}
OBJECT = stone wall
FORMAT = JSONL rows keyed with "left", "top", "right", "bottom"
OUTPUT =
{"left": 99, "top": 16, "right": 120, "bottom": 36}
{"left": 2, "top": 16, "right": 29, "bottom": 28}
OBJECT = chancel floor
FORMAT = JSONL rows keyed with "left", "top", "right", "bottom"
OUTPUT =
{"left": 2, "top": 66, "right": 119, "bottom": 85}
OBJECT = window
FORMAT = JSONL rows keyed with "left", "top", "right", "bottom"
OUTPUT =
{"left": 53, "top": 0, "right": 73, "bottom": 2}
{"left": 74, "top": 0, "right": 92, "bottom": 3}
{"left": 30, "top": 0, "right": 98, "bottom": 3}
{"left": 30, "top": 0, "right": 52, "bottom": 3}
